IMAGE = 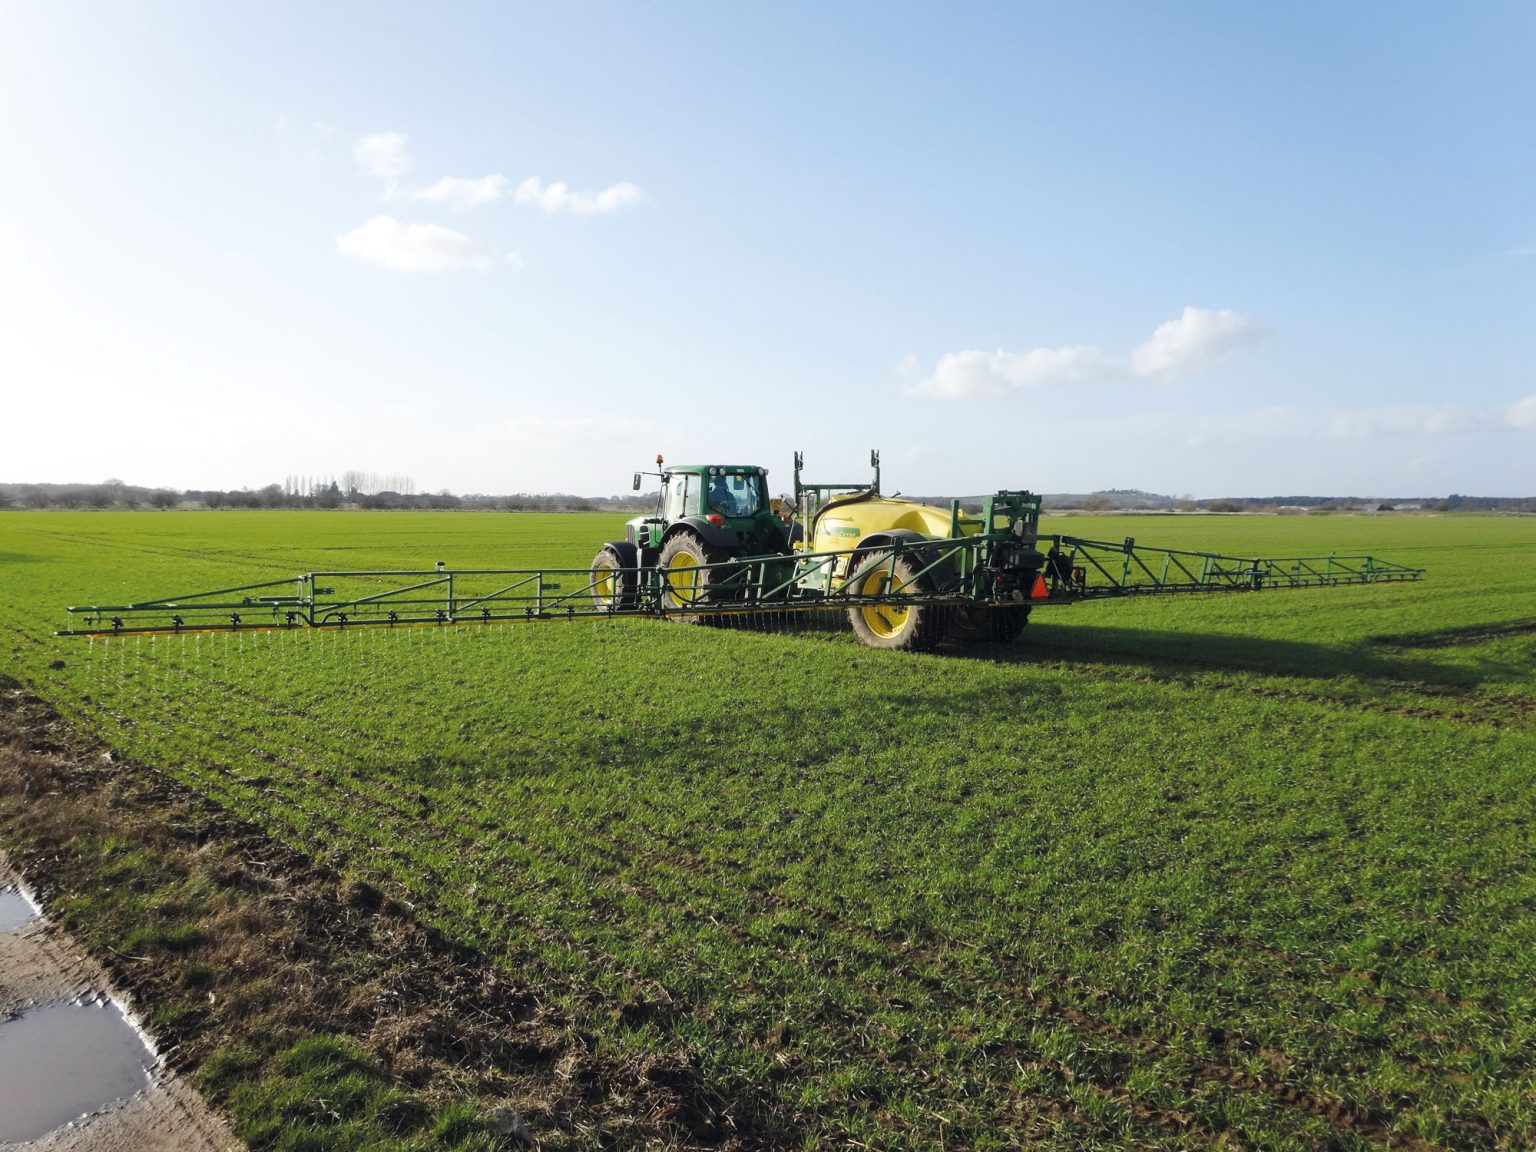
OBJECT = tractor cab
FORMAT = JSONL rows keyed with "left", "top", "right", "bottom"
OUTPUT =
{"left": 611, "top": 458, "right": 788, "bottom": 568}
{"left": 662, "top": 466, "right": 767, "bottom": 523}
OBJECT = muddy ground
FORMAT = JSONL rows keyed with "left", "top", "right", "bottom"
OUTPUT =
{"left": 0, "top": 869, "right": 240, "bottom": 1151}
{"left": 0, "top": 678, "right": 747, "bottom": 1150}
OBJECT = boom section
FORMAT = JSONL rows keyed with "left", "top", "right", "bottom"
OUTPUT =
{"left": 1046, "top": 534, "right": 1424, "bottom": 596}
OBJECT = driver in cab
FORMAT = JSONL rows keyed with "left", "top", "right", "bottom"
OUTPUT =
{"left": 709, "top": 474, "right": 739, "bottom": 516}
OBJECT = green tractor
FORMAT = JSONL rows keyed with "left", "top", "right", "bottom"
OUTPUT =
{"left": 590, "top": 456, "right": 795, "bottom": 617}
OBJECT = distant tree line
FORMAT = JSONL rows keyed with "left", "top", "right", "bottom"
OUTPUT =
{"left": 0, "top": 478, "right": 658, "bottom": 513}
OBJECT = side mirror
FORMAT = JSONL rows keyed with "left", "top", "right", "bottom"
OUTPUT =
{"left": 632, "top": 473, "right": 642, "bottom": 491}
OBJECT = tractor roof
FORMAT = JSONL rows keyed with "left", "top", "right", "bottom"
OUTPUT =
{"left": 666, "top": 464, "right": 767, "bottom": 475}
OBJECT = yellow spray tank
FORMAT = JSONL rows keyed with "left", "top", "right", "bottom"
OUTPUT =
{"left": 808, "top": 494, "right": 961, "bottom": 553}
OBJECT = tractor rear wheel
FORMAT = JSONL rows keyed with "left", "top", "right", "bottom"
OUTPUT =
{"left": 951, "top": 604, "right": 1031, "bottom": 643}
{"left": 658, "top": 532, "right": 731, "bottom": 624}
{"left": 589, "top": 547, "right": 637, "bottom": 611}
{"left": 845, "top": 552, "right": 947, "bottom": 651}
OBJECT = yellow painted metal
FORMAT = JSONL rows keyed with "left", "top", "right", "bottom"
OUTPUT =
{"left": 808, "top": 496, "right": 973, "bottom": 554}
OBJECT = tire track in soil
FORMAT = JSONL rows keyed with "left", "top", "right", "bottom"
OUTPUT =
{"left": 599, "top": 828, "right": 1464, "bottom": 1152}
{"left": 1202, "top": 933, "right": 1509, "bottom": 1017}
{"left": 1016, "top": 654, "right": 1532, "bottom": 730}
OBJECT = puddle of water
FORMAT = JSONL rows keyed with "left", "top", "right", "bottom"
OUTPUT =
{"left": 0, "top": 998, "right": 156, "bottom": 1142}
{"left": 0, "top": 885, "right": 40, "bottom": 931}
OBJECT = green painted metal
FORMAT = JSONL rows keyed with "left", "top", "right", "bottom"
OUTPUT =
{"left": 792, "top": 448, "right": 882, "bottom": 523}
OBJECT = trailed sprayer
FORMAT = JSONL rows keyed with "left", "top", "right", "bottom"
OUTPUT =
{"left": 58, "top": 451, "right": 1422, "bottom": 652}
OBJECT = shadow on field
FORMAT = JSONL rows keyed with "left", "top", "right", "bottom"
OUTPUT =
{"left": 964, "top": 622, "right": 1528, "bottom": 691}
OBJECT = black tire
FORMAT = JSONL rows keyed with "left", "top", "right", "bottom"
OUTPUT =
{"left": 658, "top": 532, "right": 732, "bottom": 624}
{"left": 951, "top": 604, "right": 1031, "bottom": 644}
{"left": 844, "top": 552, "right": 947, "bottom": 651}
{"left": 589, "top": 547, "right": 637, "bottom": 611}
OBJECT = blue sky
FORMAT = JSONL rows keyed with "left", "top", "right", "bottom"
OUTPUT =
{"left": 2, "top": 2, "right": 1533, "bottom": 497}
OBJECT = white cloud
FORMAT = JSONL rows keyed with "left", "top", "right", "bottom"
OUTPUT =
{"left": 1505, "top": 244, "right": 1536, "bottom": 258}
{"left": 1130, "top": 307, "right": 1259, "bottom": 379}
{"left": 335, "top": 215, "right": 497, "bottom": 272}
{"left": 407, "top": 174, "right": 511, "bottom": 210}
{"left": 907, "top": 306, "right": 1260, "bottom": 399}
{"left": 354, "top": 131, "right": 413, "bottom": 180}
{"left": 514, "top": 177, "right": 646, "bottom": 215}
{"left": 1506, "top": 393, "right": 1536, "bottom": 429}
{"left": 908, "top": 346, "right": 1109, "bottom": 398}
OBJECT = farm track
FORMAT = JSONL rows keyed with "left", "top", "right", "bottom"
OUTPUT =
{"left": 97, "top": 655, "right": 1507, "bottom": 1150}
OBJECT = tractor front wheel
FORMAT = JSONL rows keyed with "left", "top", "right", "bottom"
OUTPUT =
{"left": 845, "top": 552, "right": 947, "bottom": 651}
{"left": 658, "top": 532, "right": 731, "bottom": 623}
{"left": 589, "top": 547, "right": 637, "bottom": 611}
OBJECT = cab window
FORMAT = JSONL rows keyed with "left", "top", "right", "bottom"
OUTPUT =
{"left": 707, "top": 473, "right": 763, "bottom": 517}
{"left": 663, "top": 474, "right": 698, "bottom": 520}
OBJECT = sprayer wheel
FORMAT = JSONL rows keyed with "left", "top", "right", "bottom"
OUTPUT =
{"left": 845, "top": 552, "right": 947, "bottom": 651}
